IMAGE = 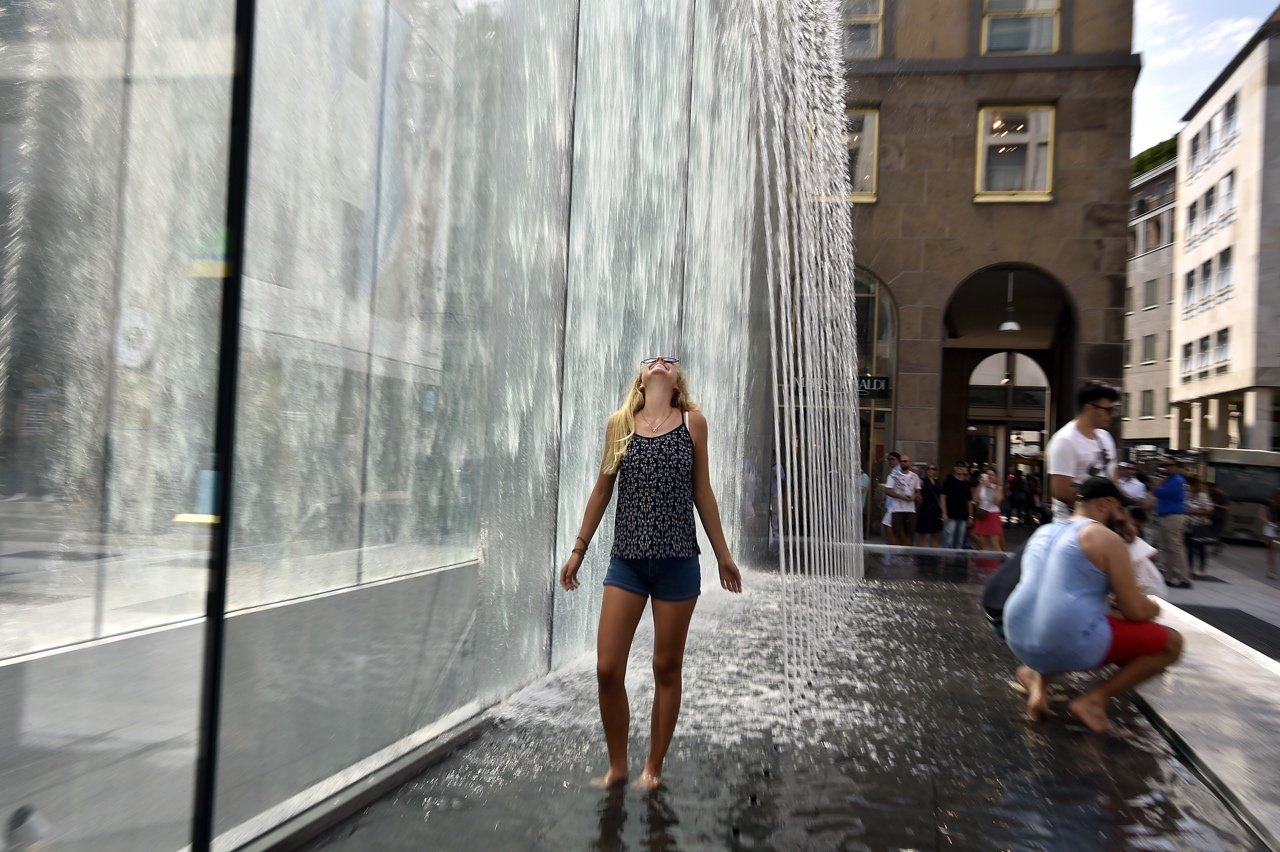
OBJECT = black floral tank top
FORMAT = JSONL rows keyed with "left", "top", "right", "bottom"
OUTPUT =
{"left": 611, "top": 416, "right": 701, "bottom": 559}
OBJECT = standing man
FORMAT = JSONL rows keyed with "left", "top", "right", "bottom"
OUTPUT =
{"left": 940, "top": 461, "right": 974, "bottom": 549}
{"left": 886, "top": 454, "right": 921, "bottom": 547}
{"left": 1003, "top": 477, "right": 1182, "bottom": 733}
{"left": 1045, "top": 381, "right": 1120, "bottom": 522}
{"left": 1153, "top": 457, "right": 1191, "bottom": 589}
{"left": 880, "top": 452, "right": 901, "bottom": 544}
{"left": 1116, "top": 462, "right": 1152, "bottom": 509}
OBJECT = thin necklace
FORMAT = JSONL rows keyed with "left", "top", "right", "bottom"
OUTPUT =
{"left": 639, "top": 407, "right": 674, "bottom": 433}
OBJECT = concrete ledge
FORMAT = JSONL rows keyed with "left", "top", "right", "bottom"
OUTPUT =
{"left": 1135, "top": 601, "right": 1280, "bottom": 851}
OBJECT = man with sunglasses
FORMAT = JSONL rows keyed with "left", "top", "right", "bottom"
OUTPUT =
{"left": 1045, "top": 381, "right": 1120, "bottom": 522}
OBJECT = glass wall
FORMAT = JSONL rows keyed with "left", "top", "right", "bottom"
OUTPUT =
{"left": 0, "top": 1, "right": 236, "bottom": 849}
{"left": 213, "top": 0, "right": 580, "bottom": 840}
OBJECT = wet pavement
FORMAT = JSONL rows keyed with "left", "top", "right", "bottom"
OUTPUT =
{"left": 307, "top": 556, "right": 1262, "bottom": 851}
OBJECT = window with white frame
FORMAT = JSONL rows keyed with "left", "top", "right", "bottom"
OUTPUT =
{"left": 1140, "top": 389, "right": 1154, "bottom": 418}
{"left": 1125, "top": 285, "right": 1134, "bottom": 313}
{"left": 1217, "top": 247, "right": 1232, "bottom": 294}
{"left": 1221, "top": 171, "right": 1235, "bottom": 211}
{"left": 1203, "top": 186, "right": 1215, "bottom": 223}
{"left": 976, "top": 106, "right": 1054, "bottom": 198}
{"left": 1197, "top": 336, "right": 1210, "bottom": 370}
{"left": 982, "top": 0, "right": 1059, "bottom": 55}
{"left": 842, "top": 0, "right": 884, "bottom": 61}
{"left": 1183, "top": 271, "right": 1195, "bottom": 307}
{"left": 1143, "top": 278, "right": 1158, "bottom": 308}
{"left": 1215, "top": 328, "right": 1230, "bottom": 363}
{"left": 1208, "top": 113, "right": 1221, "bottom": 154}
{"left": 1182, "top": 342, "right": 1193, "bottom": 373}
{"left": 1224, "top": 94, "right": 1238, "bottom": 136}
{"left": 1199, "top": 260, "right": 1213, "bottom": 302}
{"left": 846, "top": 109, "right": 878, "bottom": 200}
{"left": 1190, "top": 134, "right": 1201, "bottom": 170}
{"left": 1141, "top": 333, "right": 1156, "bottom": 363}
{"left": 1123, "top": 339, "right": 1132, "bottom": 366}
{"left": 1187, "top": 201, "right": 1197, "bottom": 238}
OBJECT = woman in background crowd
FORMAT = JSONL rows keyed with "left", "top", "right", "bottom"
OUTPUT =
{"left": 1184, "top": 476, "right": 1215, "bottom": 579}
{"left": 972, "top": 467, "right": 1005, "bottom": 552}
{"left": 916, "top": 463, "right": 943, "bottom": 548}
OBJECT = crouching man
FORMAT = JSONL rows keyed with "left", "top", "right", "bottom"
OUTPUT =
{"left": 1003, "top": 477, "right": 1183, "bottom": 733}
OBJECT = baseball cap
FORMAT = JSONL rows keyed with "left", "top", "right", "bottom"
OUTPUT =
{"left": 1077, "top": 476, "right": 1129, "bottom": 504}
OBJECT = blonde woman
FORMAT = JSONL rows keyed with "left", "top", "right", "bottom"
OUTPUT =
{"left": 559, "top": 355, "right": 742, "bottom": 791}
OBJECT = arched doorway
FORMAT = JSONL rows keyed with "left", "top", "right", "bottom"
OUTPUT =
{"left": 964, "top": 352, "right": 1050, "bottom": 476}
{"left": 939, "top": 264, "right": 1076, "bottom": 472}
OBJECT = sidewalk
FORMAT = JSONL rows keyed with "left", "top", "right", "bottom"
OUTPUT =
{"left": 304, "top": 563, "right": 1262, "bottom": 851}
{"left": 1161, "top": 541, "right": 1280, "bottom": 650}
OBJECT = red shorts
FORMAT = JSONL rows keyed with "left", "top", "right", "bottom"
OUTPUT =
{"left": 1101, "top": 616, "right": 1170, "bottom": 665}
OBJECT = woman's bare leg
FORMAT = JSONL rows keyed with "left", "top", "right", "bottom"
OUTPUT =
{"left": 635, "top": 596, "right": 698, "bottom": 791}
{"left": 594, "top": 585, "right": 649, "bottom": 787}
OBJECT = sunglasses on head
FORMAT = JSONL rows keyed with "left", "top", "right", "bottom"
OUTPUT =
{"left": 641, "top": 356, "right": 680, "bottom": 366}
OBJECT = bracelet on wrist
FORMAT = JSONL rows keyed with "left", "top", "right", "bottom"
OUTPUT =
{"left": 571, "top": 547, "right": 587, "bottom": 557}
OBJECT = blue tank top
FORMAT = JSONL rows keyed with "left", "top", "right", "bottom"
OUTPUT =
{"left": 1003, "top": 519, "right": 1112, "bottom": 673}
{"left": 610, "top": 417, "right": 701, "bottom": 559}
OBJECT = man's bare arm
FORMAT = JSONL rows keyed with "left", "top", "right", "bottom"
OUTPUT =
{"left": 1049, "top": 474, "right": 1076, "bottom": 508}
{"left": 1080, "top": 523, "right": 1159, "bottom": 622}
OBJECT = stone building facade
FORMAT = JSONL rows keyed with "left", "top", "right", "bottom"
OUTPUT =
{"left": 843, "top": 0, "right": 1137, "bottom": 473}
{"left": 1123, "top": 158, "right": 1176, "bottom": 456}
{"left": 1170, "top": 12, "right": 1280, "bottom": 453}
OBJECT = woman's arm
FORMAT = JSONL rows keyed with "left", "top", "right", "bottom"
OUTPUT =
{"left": 559, "top": 423, "right": 618, "bottom": 591}
{"left": 688, "top": 412, "right": 742, "bottom": 593}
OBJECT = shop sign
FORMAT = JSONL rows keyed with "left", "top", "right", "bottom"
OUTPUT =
{"left": 858, "top": 375, "right": 891, "bottom": 399}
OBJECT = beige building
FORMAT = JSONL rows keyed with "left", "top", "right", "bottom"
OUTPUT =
{"left": 843, "top": 1, "right": 1137, "bottom": 479}
{"left": 1170, "top": 12, "right": 1280, "bottom": 453}
{"left": 1123, "top": 158, "right": 1176, "bottom": 456}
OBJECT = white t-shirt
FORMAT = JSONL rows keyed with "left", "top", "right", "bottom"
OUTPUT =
{"left": 885, "top": 469, "right": 920, "bottom": 513}
{"left": 1128, "top": 537, "right": 1167, "bottom": 598}
{"left": 1117, "top": 476, "right": 1148, "bottom": 504}
{"left": 1046, "top": 421, "right": 1117, "bottom": 521}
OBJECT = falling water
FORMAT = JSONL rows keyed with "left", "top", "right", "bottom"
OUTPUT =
{"left": 552, "top": 0, "right": 862, "bottom": 720}
{"left": 751, "top": 0, "right": 862, "bottom": 717}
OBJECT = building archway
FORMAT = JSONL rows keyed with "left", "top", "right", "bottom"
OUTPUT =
{"left": 939, "top": 264, "right": 1077, "bottom": 471}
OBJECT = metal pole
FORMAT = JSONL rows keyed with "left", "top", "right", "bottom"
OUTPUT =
{"left": 190, "top": 0, "right": 257, "bottom": 846}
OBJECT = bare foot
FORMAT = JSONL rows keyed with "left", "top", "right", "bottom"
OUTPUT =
{"left": 1067, "top": 695, "right": 1113, "bottom": 734}
{"left": 1016, "top": 665, "right": 1052, "bottom": 720}
{"left": 632, "top": 772, "right": 662, "bottom": 792}
{"left": 590, "top": 769, "right": 629, "bottom": 788}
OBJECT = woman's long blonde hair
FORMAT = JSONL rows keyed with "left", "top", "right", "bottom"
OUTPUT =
{"left": 602, "top": 366, "right": 699, "bottom": 474}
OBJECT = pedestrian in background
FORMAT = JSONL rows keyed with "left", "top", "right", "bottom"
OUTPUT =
{"left": 916, "top": 463, "right": 943, "bottom": 548}
{"left": 972, "top": 468, "right": 1005, "bottom": 552}
{"left": 1184, "top": 476, "right": 1215, "bottom": 579}
{"left": 1153, "top": 458, "right": 1191, "bottom": 589}
{"left": 1260, "top": 488, "right": 1280, "bottom": 581}
{"left": 1045, "top": 381, "right": 1120, "bottom": 522}
{"left": 940, "top": 461, "right": 974, "bottom": 549}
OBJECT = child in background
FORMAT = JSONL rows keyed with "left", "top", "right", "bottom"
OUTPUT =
{"left": 1118, "top": 506, "right": 1167, "bottom": 598}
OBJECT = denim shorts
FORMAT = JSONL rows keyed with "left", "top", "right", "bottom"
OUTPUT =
{"left": 604, "top": 556, "right": 701, "bottom": 601}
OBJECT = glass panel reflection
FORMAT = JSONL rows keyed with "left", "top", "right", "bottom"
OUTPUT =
{"left": 0, "top": 1, "right": 235, "bottom": 849}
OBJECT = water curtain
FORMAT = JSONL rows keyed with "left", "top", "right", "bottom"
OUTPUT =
{"left": 753, "top": 0, "right": 863, "bottom": 715}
